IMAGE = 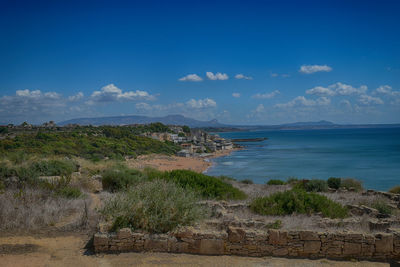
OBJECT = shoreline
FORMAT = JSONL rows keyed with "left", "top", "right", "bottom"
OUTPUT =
{"left": 126, "top": 148, "right": 240, "bottom": 173}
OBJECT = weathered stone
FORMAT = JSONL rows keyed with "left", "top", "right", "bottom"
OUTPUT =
{"left": 117, "top": 228, "right": 132, "bottom": 239}
{"left": 299, "top": 231, "right": 320, "bottom": 241}
{"left": 273, "top": 247, "right": 288, "bottom": 256}
{"left": 375, "top": 234, "right": 393, "bottom": 253}
{"left": 326, "top": 247, "right": 342, "bottom": 256}
{"left": 144, "top": 239, "right": 168, "bottom": 252}
{"left": 227, "top": 227, "right": 246, "bottom": 243}
{"left": 269, "top": 230, "right": 287, "bottom": 245}
{"left": 343, "top": 242, "right": 361, "bottom": 255}
{"left": 93, "top": 233, "right": 109, "bottom": 246}
{"left": 303, "top": 241, "right": 321, "bottom": 254}
{"left": 198, "top": 239, "right": 225, "bottom": 255}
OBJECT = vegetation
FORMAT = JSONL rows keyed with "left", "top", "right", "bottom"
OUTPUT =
{"left": 266, "top": 179, "right": 286, "bottom": 185}
{"left": 327, "top": 177, "right": 341, "bottom": 189}
{"left": 102, "top": 165, "right": 145, "bottom": 192}
{"left": 145, "top": 169, "right": 247, "bottom": 200}
{"left": 371, "top": 199, "right": 393, "bottom": 215}
{"left": 303, "top": 179, "right": 328, "bottom": 192}
{"left": 340, "top": 178, "right": 363, "bottom": 192}
{"left": 0, "top": 126, "right": 180, "bottom": 161}
{"left": 250, "top": 189, "right": 348, "bottom": 219}
{"left": 286, "top": 177, "right": 298, "bottom": 184}
{"left": 101, "top": 180, "right": 206, "bottom": 233}
{"left": 240, "top": 179, "right": 253, "bottom": 184}
{"left": 389, "top": 185, "right": 400, "bottom": 194}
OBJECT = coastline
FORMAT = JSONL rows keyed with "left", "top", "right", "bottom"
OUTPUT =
{"left": 127, "top": 148, "right": 240, "bottom": 173}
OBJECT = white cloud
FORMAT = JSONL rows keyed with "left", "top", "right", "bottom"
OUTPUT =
{"left": 252, "top": 90, "right": 280, "bottom": 99}
{"left": 270, "top": 73, "right": 278, "bottom": 77}
{"left": 206, "top": 72, "right": 229, "bottom": 80}
{"left": 275, "top": 96, "right": 330, "bottom": 108}
{"left": 375, "top": 85, "right": 400, "bottom": 96}
{"left": 358, "top": 95, "right": 384, "bottom": 105}
{"left": 232, "top": 93, "right": 241, "bottom": 98}
{"left": 178, "top": 74, "right": 203, "bottom": 82}
{"left": 89, "top": 84, "right": 156, "bottom": 103}
{"left": 299, "top": 64, "right": 332, "bottom": 74}
{"left": 235, "top": 74, "right": 252, "bottom": 80}
{"left": 68, "top": 92, "right": 84, "bottom": 101}
{"left": 186, "top": 98, "right": 217, "bottom": 109}
{"left": 331, "top": 82, "right": 367, "bottom": 95}
{"left": 255, "top": 104, "right": 265, "bottom": 113}
{"left": 306, "top": 86, "right": 336, "bottom": 96}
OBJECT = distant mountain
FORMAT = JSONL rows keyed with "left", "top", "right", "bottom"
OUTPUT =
{"left": 281, "top": 120, "right": 336, "bottom": 127}
{"left": 58, "top": 114, "right": 227, "bottom": 128}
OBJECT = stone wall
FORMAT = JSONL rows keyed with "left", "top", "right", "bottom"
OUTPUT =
{"left": 94, "top": 227, "right": 400, "bottom": 261}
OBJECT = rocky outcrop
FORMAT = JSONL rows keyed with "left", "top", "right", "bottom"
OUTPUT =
{"left": 94, "top": 227, "right": 400, "bottom": 261}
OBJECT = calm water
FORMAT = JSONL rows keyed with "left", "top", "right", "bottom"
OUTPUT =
{"left": 205, "top": 128, "right": 400, "bottom": 191}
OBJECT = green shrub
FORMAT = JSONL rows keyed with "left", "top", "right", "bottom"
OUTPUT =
{"left": 218, "top": 175, "right": 236, "bottom": 182}
{"left": 250, "top": 189, "right": 348, "bottom": 219}
{"left": 153, "top": 170, "right": 247, "bottom": 200}
{"left": 327, "top": 177, "right": 341, "bottom": 189}
{"left": 304, "top": 179, "right": 328, "bottom": 192}
{"left": 341, "top": 178, "right": 363, "bottom": 192}
{"left": 389, "top": 186, "right": 400, "bottom": 194}
{"left": 102, "top": 166, "right": 145, "bottom": 192}
{"left": 266, "top": 220, "right": 282, "bottom": 229}
{"left": 30, "top": 159, "right": 78, "bottom": 176}
{"left": 266, "top": 179, "right": 286, "bottom": 185}
{"left": 241, "top": 179, "right": 253, "bottom": 184}
{"left": 56, "top": 186, "right": 82, "bottom": 199}
{"left": 100, "top": 180, "right": 206, "bottom": 233}
{"left": 371, "top": 200, "right": 392, "bottom": 215}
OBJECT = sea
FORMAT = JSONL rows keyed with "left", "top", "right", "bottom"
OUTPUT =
{"left": 205, "top": 128, "right": 400, "bottom": 191}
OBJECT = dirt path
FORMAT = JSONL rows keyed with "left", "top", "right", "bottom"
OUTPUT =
{"left": 0, "top": 234, "right": 392, "bottom": 267}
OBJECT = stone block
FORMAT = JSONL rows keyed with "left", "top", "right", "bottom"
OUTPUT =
{"left": 144, "top": 239, "right": 168, "bottom": 252}
{"left": 117, "top": 228, "right": 132, "bottom": 239}
{"left": 300, "top": 231, "right": 320, "bottom": 241}
{"left": 273, "top": 247, "right": 288, "bottom": 256}
{"left": 269, "top": 230, "right": 287, "bottom": 245}
{"left": 303, "top": 241, "right": 321, "bottom": 254}
{"left": 198, "top": 239, "right": 225, "bottom": 255}
{"left": 343, "top": 242, "right": 361, "bottom": 255}
{"left": 93, "top": 233, "right": 109, "bottom": 247}
{"left": 227, "top": 227, "right": 246, "bottom": 243}
{"left": 375, "top": 234, "right": 393, "bottom": 253}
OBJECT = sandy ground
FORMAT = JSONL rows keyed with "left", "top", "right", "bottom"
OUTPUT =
{"left": 127, "top": 149, "right": 238, "bottom": 173}
{"left": 0, "top": 234, "right": 392, "bottom": 267}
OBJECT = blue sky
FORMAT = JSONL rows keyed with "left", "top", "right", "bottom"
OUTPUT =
{"left": 1, "top": 0, "right": 399, "bottom": 125}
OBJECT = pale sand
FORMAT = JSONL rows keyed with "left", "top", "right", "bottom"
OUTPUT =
{"left": 127, "top": 149, "right": 240, "bottom": 173}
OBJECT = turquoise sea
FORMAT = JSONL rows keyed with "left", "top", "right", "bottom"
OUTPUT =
{"left": 205, "top": 128, "right": 400, "bottom": 191}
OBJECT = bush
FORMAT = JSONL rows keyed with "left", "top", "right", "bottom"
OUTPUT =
{"left": 266, "top": 179, "right": 286, "bottom": 185}
{"left": 241, "top": 179, "right": 253, "bottom": 184}
{"left": 102, "top": 166, "right": 145, "bottom": 192}
{"left": 389, "top": 186, "right": 400, "bottom": 194}
{"left": 304, "top": 179, "right": 328, "bottom": 192}
{"left": 250, "top": 189, "right": 348, "bottom": 219}
{"left": 56, "top": 186, "right": 82, "bottom": 199}
{"left": 147, "top": 169, "right": 247, "bottom": 200}
{"left": 341, "top": 178, "right": 363, "bottom": 192}
{"left": 30, "top": 159, "right": 78, "bottom": 176}
{"left": 101, "top": 180, "right": 206, "bottom": 233}
{"left": 327, "top": 177, "right": 341, "bottom": 189}
{"left": 371, "top": 200, "right": 392, "bottom": 215}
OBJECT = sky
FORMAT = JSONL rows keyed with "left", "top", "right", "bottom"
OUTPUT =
{"left": 1, "top": 0, "right": 400, "bottom": 125}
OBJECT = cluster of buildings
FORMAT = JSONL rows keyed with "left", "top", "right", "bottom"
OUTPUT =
{"left": 145, "top": 127, "right": 235, "bottom": 157}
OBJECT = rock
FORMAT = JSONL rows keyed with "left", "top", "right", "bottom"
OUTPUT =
{"left": 117, "top": 228, "right": 132, "bottom": 239}
{"left": 269, "top": 230, "right": 287, "bottom": 245}
{"left": 299, "top": 231, "right": 320, "bottom": 241}
{"left": 343, "top": 242, "right": 361, "bottom": 255}
{"left": 272, "top": 247, "right": 288, "bottom": 256}
{"left": 227, "top": 227, "right": 246, "bottom": 243}
{"left": 303, "top": 241, "right": 321, "bottom": 254}
{"left": 198, "top": 239, "right": 225, "bottom": 255}
{"left": 94, "top": 233, "right": 109, "bottom": 247}
{"left": 144, "top": 239, "right": 168, "bottom": 252}
{"left": 375, "top": 233, "right": 393, "bottom": 253}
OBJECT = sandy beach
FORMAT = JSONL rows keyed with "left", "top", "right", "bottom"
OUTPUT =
{"left": 127, "top": 149, "right": 240, "bottom": 173}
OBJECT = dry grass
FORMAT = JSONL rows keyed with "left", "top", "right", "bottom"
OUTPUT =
{"left": 0, "top": 187, "right": 89, "bottom": 231}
